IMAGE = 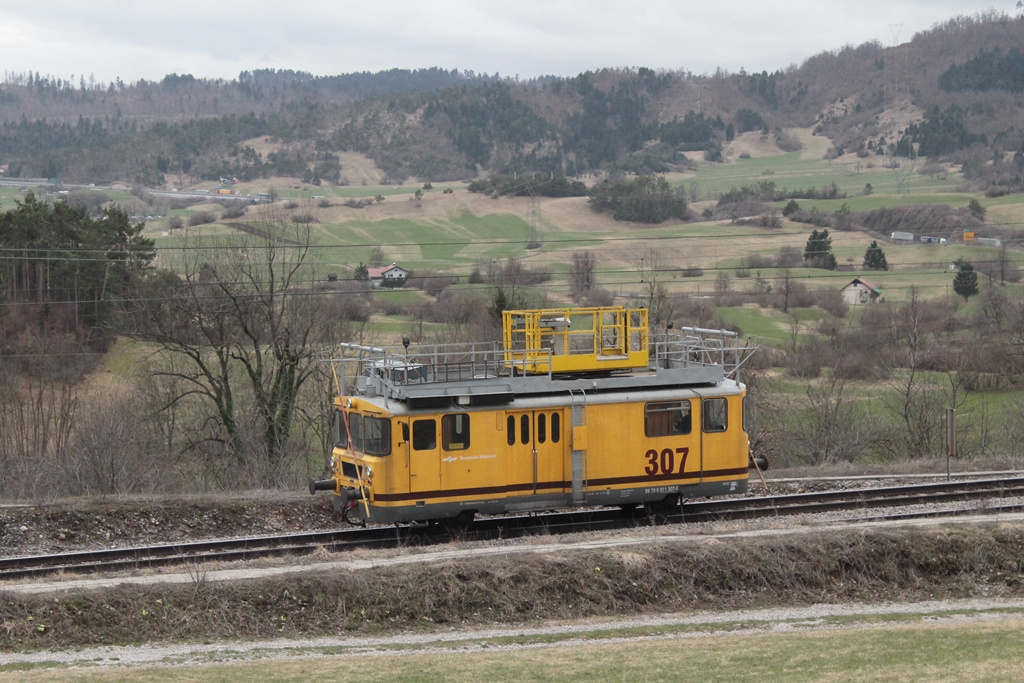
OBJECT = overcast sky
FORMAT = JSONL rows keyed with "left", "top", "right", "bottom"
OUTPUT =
{"left": 0, "top": 1, "right": 1013, "bottom": 85}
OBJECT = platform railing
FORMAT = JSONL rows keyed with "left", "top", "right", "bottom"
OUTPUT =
{"left": 326, "top": 341, "right": 556, "bottom": 400}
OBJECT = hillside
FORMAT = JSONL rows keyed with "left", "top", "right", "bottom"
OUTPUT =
{"left": 0, "top": 12, "right": 1023, "bottom": 193}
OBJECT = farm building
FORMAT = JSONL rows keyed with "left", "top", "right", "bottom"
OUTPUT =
{"left": 368, "top": 263, "right": 408, "bottom": 287}
{"left": 841, "top": 276, "right": 882, "bottom": 305}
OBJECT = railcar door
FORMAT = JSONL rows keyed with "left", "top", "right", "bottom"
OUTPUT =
{"left": 504, "top": 410, "right": 566, "bottom": 496}
{"left": 408, "top": 417, "right": 441, "bottom": 493}
{"left": 699, "top": 396, "right": 739, "bottom": 477}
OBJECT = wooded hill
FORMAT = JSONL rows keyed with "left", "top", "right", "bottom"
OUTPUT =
{"left": 1, "top": 11, "right": 1023, "bottom": 193}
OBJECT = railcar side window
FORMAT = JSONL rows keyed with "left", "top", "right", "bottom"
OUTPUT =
{"left": 412, "top": 419, "right": 436, "bottom": 450}
{"left": 703, "top": 398, "right": 728, "bottom": 433}
{"left": 551, "top": 413, "right": 560, "bottom": 443}
{"left": 506, "top": 415, "right": 516, "bottom": 446}
{"left": 644, "top": 401, "right": 692, "bottom": 436}
{"left": 537, "top": 413, "right": 546, "bottom": 444}
{"left": 520, "top": 414, "right": 530, "bottom": 445}
{"left": 362, "top": 416, "right": 391, "bottom": 455}
{"left": 443, "top": 413, "right": 470, "bottom": 451}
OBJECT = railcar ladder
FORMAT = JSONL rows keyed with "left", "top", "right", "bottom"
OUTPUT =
{"left": 569, "top": 389, "right": 588, "bottom": 505}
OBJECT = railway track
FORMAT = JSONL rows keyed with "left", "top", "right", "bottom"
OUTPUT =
{"left": 677, "top": 476, "right": 1024, "bottom": 522}
{"left": 4, "top": 476, "right": 1024, "bottom": 582}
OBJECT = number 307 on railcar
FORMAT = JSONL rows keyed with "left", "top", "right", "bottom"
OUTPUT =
{"left": 309, "top": 306, "right": 760, "bottom": 524}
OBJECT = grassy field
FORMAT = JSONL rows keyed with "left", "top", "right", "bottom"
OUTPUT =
{"left": 9, "top": 611, "right": 1024, "bottom": 680}
{"left": 680, "top": 150, "right": 965, "bottom": 200}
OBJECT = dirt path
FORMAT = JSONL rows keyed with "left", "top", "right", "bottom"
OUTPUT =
{"left": 4, "top": 597, "right": 1024, "bottom": 669}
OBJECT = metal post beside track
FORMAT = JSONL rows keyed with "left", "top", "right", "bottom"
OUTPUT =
{"left": 946, "top": 407, "right": 956, "bottom": 481}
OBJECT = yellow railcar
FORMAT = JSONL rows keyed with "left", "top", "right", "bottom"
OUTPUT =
{"left": 309, "top": 307, "right": 757, "bottom": 524}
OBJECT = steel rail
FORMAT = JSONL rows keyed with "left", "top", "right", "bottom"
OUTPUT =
{"left": 3, "top": 477, "right": 1023, "bottom": 581}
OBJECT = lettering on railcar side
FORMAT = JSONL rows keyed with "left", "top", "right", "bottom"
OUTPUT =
{"left": 442, "top": 454, "right": 498, "bottom": 463}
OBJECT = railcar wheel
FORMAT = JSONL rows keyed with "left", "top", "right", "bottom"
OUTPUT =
{"left": 440, "top": 510, "right": 475, "bottom": 533}
{"left": 645, "top": 495, "right": 679, "bottom": 524}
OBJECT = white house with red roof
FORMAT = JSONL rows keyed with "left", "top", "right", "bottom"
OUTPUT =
{"left": 367, "top": 263, "right": 408, "bottom": 287}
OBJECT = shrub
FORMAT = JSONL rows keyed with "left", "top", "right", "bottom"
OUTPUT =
{"left": 187, "top": 211, "right": 215, "bottom": 227}
{"left": 816, "top": 289, "right": 848, "bottom": 318}
{"left": 408, "top": 270, "right": 454, "bottom": 297}
{"left": 774, "top": 246, "right": 803, "bottom": 268}
{"left": 343, "top": 198, "right": 374, "bottom": 208}
{"left": 741, "top": 254, "right": 774, "bottom": 270}
{"left": 220, "top": 205, "right": 246, "bottom": 219}
{"left": 582, "top": 288, "right": 615, "bottom": 307}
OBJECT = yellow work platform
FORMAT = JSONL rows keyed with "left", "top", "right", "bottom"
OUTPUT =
{"left": 502, "top": 306, "right": 649, "bottom": 374}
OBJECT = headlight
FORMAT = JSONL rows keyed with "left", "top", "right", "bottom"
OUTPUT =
{"left": 364, "top": 465, "right": 373, "bottom": 483}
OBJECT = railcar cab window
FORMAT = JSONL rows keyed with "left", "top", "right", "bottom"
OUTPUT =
{"left": 348, "top": 413, "right": 391, "bottom": 455}
{"left": 703, "top": 398, "right": 728, "bottom": 433}
{"left": 645, "top": 401, "right": 692, "bottom": 437}
{"left": 413, "top": 419, "right": 437, "bottom": 450}
{"left": 333, "top": 410, "right": 347, "bottom": 448}
{"left": 443, "top": 413, "right": 470, "bottom": 450}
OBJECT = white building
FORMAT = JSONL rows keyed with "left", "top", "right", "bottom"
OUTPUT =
{"left": 841, "top": 276, "right": 882, "bottom": 305}
{"left": 367, "top": 263, "right": 408, "bottom": 287}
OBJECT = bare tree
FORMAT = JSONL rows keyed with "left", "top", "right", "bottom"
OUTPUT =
{"left": 569, "top": 251, "right": 596, "bottom": 302}
{"left": 785, "top": 336, "right": 888, "bottom": 465}
{"left": 636, "top": 248, "right": 674, "bottom": 325}
{"left": 714, "top": 271, "right": 731, "bottom": 297}
{"left": 779, "top": 268, "right": 794, "bottom": 313}
{"left": 129, "top": 204, "right": 355, "bottom": 483}
{"left": 878, "top": 289, "right": 946, "bottom": 459}
{"left": 368, "top": 245, "right": 386, "bottom": 268}
{"left": 63, "top": 382, "right": 166, "bottom": 495}
{"left": 0, "top": 333, "right": 83, "bottom": 498}
{"left": 487, "top": 256, "right": 535, "bottom": 323}
{"left": 428, "top": 289, "right": 492, "bottom": 344}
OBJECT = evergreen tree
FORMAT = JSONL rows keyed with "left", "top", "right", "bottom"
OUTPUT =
{"left": 588, "top": 175, "right": 687, "bottom": 223}
{"left": 862, "top": 240, "right": 889, "bottom": 271}
{"left": 967, "top": 198, "right": 986, "bottom": 221}
{"left": 952, "top": 260, "right": 979, "bottom": 302}
{"left": 803, "top": 229, "right": 837, "bottom": 270}
{"left": 0, "top": 192, "right": 154, "bottom": 334}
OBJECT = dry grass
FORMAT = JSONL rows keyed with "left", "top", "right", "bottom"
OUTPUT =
{"left": 3, "top": 524, "right": 1024, "bottom": 652}
{"left": 723, "top": 130, "right": 789, "bottom": 160}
